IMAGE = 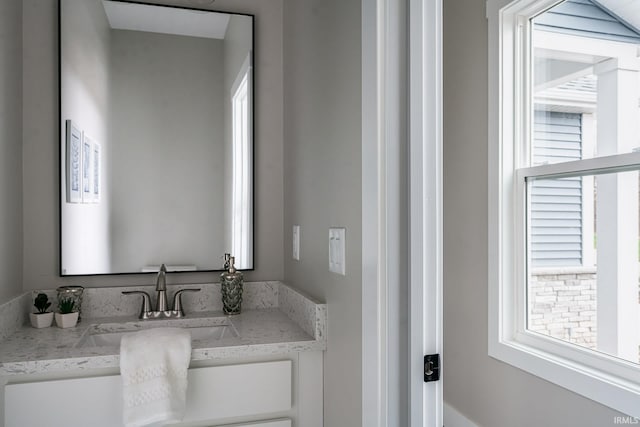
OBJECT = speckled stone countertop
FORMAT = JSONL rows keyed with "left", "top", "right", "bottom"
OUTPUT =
{"left": 0, "top": 282, "right": 326, "bottom": 376}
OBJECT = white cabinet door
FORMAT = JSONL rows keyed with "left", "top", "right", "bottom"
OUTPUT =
{"left": 217, "top": 420, "right": 291, "bottom": 427}
{"left": 183, "top": 360, "right": 292, "bottom": 422}
{"left": 5, "top": 361, "right": 292, "bottom": 427}
{"left": 5, "top": 374, "right": 122, "bottom": 427}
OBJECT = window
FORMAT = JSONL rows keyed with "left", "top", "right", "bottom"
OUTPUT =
{"left": 231, "top": 55, "right": 253, "bottom": 269}
{"left": 489, "top": 0, "right": 640, "bottom": 417}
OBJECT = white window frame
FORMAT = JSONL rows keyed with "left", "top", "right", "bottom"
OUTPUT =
{"left": 488, "top": 0, "right": 640, "bottom": 417}
{"left": 230, "top": 53, "right": 253, "bottom": 268}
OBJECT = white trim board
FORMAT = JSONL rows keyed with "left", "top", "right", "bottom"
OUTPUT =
{"left": 409, "top": 0, "right": 444, "bottom": 425}
{"left": 362, "top": 0, "right": 443, "bottom": 425}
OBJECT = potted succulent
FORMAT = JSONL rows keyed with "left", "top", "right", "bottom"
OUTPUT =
{"left": 55, "top": 297, "right": 79, "bottom": 328}
{"left": 29, "top": 293, "right": 54, "bottom": 328}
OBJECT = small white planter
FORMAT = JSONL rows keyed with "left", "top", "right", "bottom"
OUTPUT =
{"left": 55, "top": 312, "right": 79, "bottom": 329}
{"left": 30, "top": 312, "right": 54, "bottom": 329}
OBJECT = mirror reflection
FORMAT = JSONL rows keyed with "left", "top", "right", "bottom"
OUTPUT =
{"left": 60, "top": 0, "right": 254, "bottom": 275}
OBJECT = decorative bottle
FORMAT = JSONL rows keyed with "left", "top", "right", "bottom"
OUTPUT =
{"left": 220, "top": 256, "right": 243, "bottom": 315}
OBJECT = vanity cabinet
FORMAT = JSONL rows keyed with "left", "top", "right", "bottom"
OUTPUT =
{"left": 3, "top": 352, "right": 322, "bottom": 427}
{"left": 220, "top": 421, "right": 291, "bottom": 427}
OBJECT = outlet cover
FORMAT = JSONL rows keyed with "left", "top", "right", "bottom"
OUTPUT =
{"left": 293, "top": 225, "right": 300, "bottom": 260}
{"left": 329, "top": 227, "right": 346, "bottom": 275}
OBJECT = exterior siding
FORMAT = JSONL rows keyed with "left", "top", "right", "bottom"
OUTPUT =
{"left": 534, "top": 0, "right": 640, "bottom": 44}
{"left": 530, "top": 111, "right": 583, "bottom": 267}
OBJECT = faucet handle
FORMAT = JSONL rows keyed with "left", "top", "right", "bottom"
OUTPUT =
{"left": 172, "top": 288, "right": 201, "bottom": 317}
{"left": 122, "top": 291, "right": 152, "bottom": 319}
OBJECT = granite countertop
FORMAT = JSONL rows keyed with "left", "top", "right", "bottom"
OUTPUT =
{"left": 0, "top": 282, "right": 326, "bottom": 376}
{"left": 0, "top": 308, "right": 324, "bottom": 376}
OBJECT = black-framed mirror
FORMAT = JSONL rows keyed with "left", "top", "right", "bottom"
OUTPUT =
{"left": 59, "top": 0, "right": 254, "bottom": 275}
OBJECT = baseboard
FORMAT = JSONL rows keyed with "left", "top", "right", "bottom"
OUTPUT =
{"left": 444, "top": 402, "right": 478, "bottom": 427}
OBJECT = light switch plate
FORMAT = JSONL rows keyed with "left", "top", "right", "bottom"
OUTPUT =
{"left": 329, "top": 227, "right": 346, "bottom": 275}
{"left": 293, "top": 225, "right": 300, "bottom": 260}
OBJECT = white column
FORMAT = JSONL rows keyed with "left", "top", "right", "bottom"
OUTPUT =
{"left": 595, "top": 58, "right": 640, "bottom": 362}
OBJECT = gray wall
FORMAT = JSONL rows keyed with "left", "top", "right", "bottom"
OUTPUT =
{"left": 0, "top": 0, "right": 23, "bottom": 305}
{"left": 109, "top": 31, "right": 225, "bottom": 272}
{"left": 282, "top": 0, "right": 362, "bottom": 425}
{"left": 22, "top": 0, "right": 283, "bottom": 289}
{"left": 443, "top": 0, "right": 622, "bottom": 425}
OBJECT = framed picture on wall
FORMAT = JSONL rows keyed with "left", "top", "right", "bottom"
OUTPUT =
{"left": 81, "top": 133, "right": 93, "bottom": 203}
{"left": 92, "top": 140, "right": 101, "bottom": 202}
{"left": 65, "top": 120, "right": 82, "bottom": 203}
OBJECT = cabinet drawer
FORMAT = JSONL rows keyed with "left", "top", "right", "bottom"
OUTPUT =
{"left": 184, "top": 360, "right": 292, "bottom": 422}
{"left": 5, "top": 360, "right": 292, "bottom": 426}
{"left": 217, "top": 419, "right": 291, "bottom": 427}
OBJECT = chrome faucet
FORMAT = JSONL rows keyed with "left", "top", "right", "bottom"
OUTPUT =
{"left": 155, "top": 264, "right": 168, "bottom": 312}
{"left": 122, "top": 264, "right": 201, "bottom": 319}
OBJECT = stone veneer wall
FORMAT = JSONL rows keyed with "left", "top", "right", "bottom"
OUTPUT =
{"left": 529, "top": 267, "right": 598, "bottom": 348}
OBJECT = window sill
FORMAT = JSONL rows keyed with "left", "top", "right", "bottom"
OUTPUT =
{"left": 489, "top": 334, "right": 640, "bottom": 418}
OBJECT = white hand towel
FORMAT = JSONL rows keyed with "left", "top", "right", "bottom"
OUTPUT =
{"left": 120, "top": 327, "right": 192, "bottom": 427}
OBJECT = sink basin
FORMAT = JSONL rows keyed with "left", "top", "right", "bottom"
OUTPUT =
{"left": 75, "top": 317, "right": 238, "bottom": 348}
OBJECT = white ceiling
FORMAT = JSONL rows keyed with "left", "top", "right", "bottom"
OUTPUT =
{"left": 102, "top": 0, "right": 230, "bottom": 40}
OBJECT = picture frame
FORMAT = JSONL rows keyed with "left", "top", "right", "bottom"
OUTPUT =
{"left": 91, "top": 139, "right": 101, "bottom": 202}
{"left": 65, "top": 120, "right": 82, "bottom": 203}
{"left": 81, "top": 133, "right": 93, "bottom": 203}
